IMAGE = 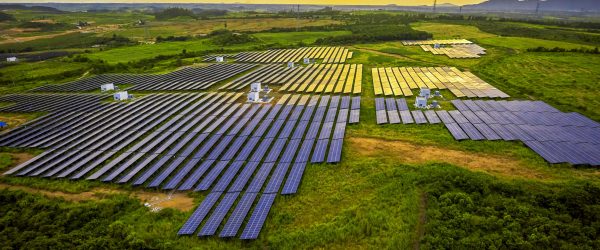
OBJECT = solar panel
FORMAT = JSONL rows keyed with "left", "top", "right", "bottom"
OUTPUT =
{"left": 246, "top": 163, "right": 275, "bottom": 193}
{"left": 178, "top": 192, "right": 222, "bottom": 235}
{"left": 228, "top": 162, "right": 260, "bottom": 192}
{"left": 240, "top": 193, "right": 277, "bottom": 240}
{"left": 488, "top": 124, "right": 518, "bottom": 141}
{"left": 503, "top": 124, "right": 535, "bottom": 141}
{"left": 399, "top": 110, "right": 414, "bottom": 124}
{"left": 376, "top": 110, "right": 388, "bottom": 125}
{"left": 281, "top": 162, "right": 307, "bottom": 195}
{"left": 436, "top": 110, "right": 455, "bottom": 124}
{"left": 375, "top": 98, "right": 386, "bottom": 111}
{"left": 311, "top": 139, "right": 329, "bottom": 163}
{"left": 295, "top": 139, "right": 314, "bottom": 163}
{"left": 411, "top": 110, "right": 427, "bottom": 124}
{"left": 451, "top": 99, "right": 469, "bottom": 111}
{"left": 351, "top": 96, "right": 361, "bottom": 110}
{"left": 219, "top": 192, "right": 258, "bottom": 238}
{"left": 212, "top": 161, "right": 245, "bottom": 192}
{"left": 444, "top": 123, "right": 469, "bottom": 140}
{"left": 458, "top": 122, "right": 485, "bottom": 140}
{"left": 396, "top": 98, "right": 409, "bottom": 111}
{"left": 448, "top": 110, "right": 469, "bottom": 124}
{"left": 423, "top": 110, "right": 441, "bottom": 124}
{"left": 327, "top": 139, "right": 343, "bottom": 163}
{"left": 349, "top": 110, "right": 360, "bottom": 124}
{"left": 473, "top": 123, "right": 501, "bottom": 140}
{"left": 387, "top": 111, "right": 401, "bottom": 124}
{"left": 198, "top": 192, "right": 240, "bottom": 236}
{"left": 264, "top": 162, "right": 291, "bottom": 193}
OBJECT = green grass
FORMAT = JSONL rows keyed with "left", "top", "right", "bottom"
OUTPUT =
{"left": 411, "top": 22, "right": 497, "bottom": 40}
{"left": 253, "top": 31, "right": 351, "bottom": 45}
{"left": 477, "top": 36, "right": 595, "bottom": 51}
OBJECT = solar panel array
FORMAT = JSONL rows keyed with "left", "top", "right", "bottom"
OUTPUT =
{"left": 221, "top": 64, "right": 362, "bottom": 94}
{"left": 0, "top": 94, "right": 107, "bottom": 112}
{"left": 375, "top": 98, "right": 439, "bottom": 125}
{"left": 33, "top": 64, "right": 257, "bottom": 92}
{"left": 372, "top": 67, "right": 509, "bottom": 98}
{"left": 402, "top": 39, "right": 473, "bottom": 45}
{"left": 207, "top": 47, "right": 353, "bottom": 64}
{"left": 375, "top": 97, "right": 600, "bottom": 166}
{"left": 419, "top": 44, "right": 487, "bottom": 59}
{"left": 2, "top": 93, "right": 359, "bottom": 239}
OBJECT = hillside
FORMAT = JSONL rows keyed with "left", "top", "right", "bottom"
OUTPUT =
{"left": 467, "top": 0, "right": 600, "bottom": 11}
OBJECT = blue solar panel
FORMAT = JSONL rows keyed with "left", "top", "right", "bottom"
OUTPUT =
{"left": 304, "top": 122, "right": 321, "bottom": 140}
{"left": 291, "top": 121, "right": 308, "bottom": 139}
{"left": 147, "top": 156, "right": 187, "bottom": 188}
{"left": 444, "top": 123, "right": 469, "bottom": 140}
{"left": 332, "top": 123, "right": 346, "bottom": 140}
{"left": 264, "top": 120, "right": 284, "bottom": 138}
{"left": 488, "top": 124, "right": 518, "bottom": 141}
{"left": 133, "top": 156, "right": 173, "bottom": 186}
{"left": 180, "top": 133, "right": 209, "bottom": 157}
{"left": 463, "top": 100, "right": 482, "bottom": 112}
{"left": 329, "top": 95, "right": 340, "bottom": 110}
{"left": 503, "top": 124, "right": 535, "bottom": 141}
{"left": 249, "top": 138, "right": 274, "bottom": 162}
{"left": 473, "top": 123, "right": 501, "bottom": 140}
{"left": 207, "top": 135, "right": 234, "bottom": 160}
{"left": 212, "top": 161, "right": 244, "bottom": 192}
{"left": 264, "top": 162, "right": 291, "bottom": 193}
{"left": 349, "top": 110, "right": 360, "bottom": 124}
{"left": 318, "top": 95, "right": 331, "bottom": 107}
{"left": 411, "top": 110, "right": 427, "bottom": 124}
{"left": 314, "top": 106, "right": 327, "bottom": 117}
{"left": 337, "top": 109, "right": 349, "bottom": 123}
{"left": 448, "top": 111, "right": 469, "bottom": 124}
{"left": 220, "top": 136, "right": 247, "bottom": 161}
{"left": 277, "top": 105, "right": 294, "bottom": 120}
{"left": 487, "top": 101, "right": 508, "bottom": 112}
{"left": 162, "top": 158, "right": 203, "bottom": 190}
{"left": 499, "top": 112, "right": 525, "bottom": 125}
{"left": 461, "top": 110, "right": 483, "bottom": 124}
{"left": 436, "top": 110, "right": 455, "bottom": 124}
{"left": 324, "top": 110, "right": 337, "bottom": 123}
{"left": 376, "top": 110, "right": 388, "bottom": 125}
{"left": 280, "top": 162, "right": 307, "bottom": 195}
{"left": 327, "top": 139, "right": 343, "bottom": 163}
{"left": 351, "top": 96, "right": 361, "bottom": 110}
{"left": 487, "top": 111, "right": 509, "bottom": 125}
{"left": 385, "top": 98, "right": 398, "bottom": 111}
{"left": 264, "top": 138, "right": 286, "bottom": 163}
{"left": 235, "top": 137, "right": 261, "bottom": 161}
{"left": 341, "top": 96, "right": 350, "bottom": 109}
{"left": 246, "top": 163, "right": 275, "bottom": 193}
{"left": 451, "top": 99, "right": 469, "bottom": 111}
{"left": 178, "top": 192, "right": 222, "bottom": 235}
{"left": 473, "top": 111, "right": 497, "bottom": 124}
{"left": 219, "top": 192, "right": 258, "bottom": 238}
{"left": 198, "top": 192, "right": 240, "bottom": 236}
{"left": 318, "top": 122, "right": 334, "bottom": 140}
{"left": 474, "top": 100, "right": 495, "bottom": 112}
{"left": 295, "top": 139, "right": 314, "bottom": 163}
{"left": 195, "top": 161, "right": 229, "bottom": 191}
{"left": 228, "top": 162, "right": 260, "bottom": 192}
{"left": 278, "top": 122, "right": 296, "bottom": 139}
{"left": 300, "top": 106, "right": 315, "bottom": 121}
{"left": 239, "top": 193, "right": 277, "bottom": 240}
{"left": 458, "top": 122, "right": 485, "bottom": 140}
{"left": 399, "top": 110, "right": 414, "bottom": 124}
{"left": 375, "top": 98, "right": 385, "bottom": 111}
{"left": 387, "top": 111, "right": 401, "bottom": 124}
{"left": 396, "top": 98, "right": 409, "bottom": 111}
{"left": 311, "top": 139, "right": 328, "bottom": 163}
{"left": 423, "top": 110, "right": 441, "bottom": 124}
{"left": 288, "top": 106, "right": 304, "bottom": 121}
{"left": 280, "top": 139, "right": 301, "bottom": 163}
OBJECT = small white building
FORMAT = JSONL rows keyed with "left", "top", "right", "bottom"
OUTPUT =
{"left": 216, "top": 56, "right": 225, "bottom": 63}
{"left": 250, "top": 82, "right": 261, "bottom": 92}
{"left": 114, "top": 91, "right": 131, "bottom": 101}
{"left": 419, "top": 88, "right": 431, "bottom": 99}
{"left": 415, "top": 97, "right": 428, "bottom": 109}
{"left": 101, "top": 83, "right": 115, "bottom": 92}
{"left": 6, "top": 57, "right": 17, "bottom": 63}
{"left": 434, "top": 43, "right": 441, "bottom": 49}
{"left": 247, "top": 92, "right": 260, "bottom": 102}
{"left": 287, "top": 62, "right": 295, "bottom": 68}
{"left": 303, "top": 58, "right": 313, "bottom": 64}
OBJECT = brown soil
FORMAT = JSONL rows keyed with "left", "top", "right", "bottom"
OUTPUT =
{"left": 10, "top": 152, "right": 35, "bottom": 166}
{"left": 348, "top": 137, "right": 548, "bottom": 180}
{"left": 0, "top": 183, "right": 195, "bottom": 211}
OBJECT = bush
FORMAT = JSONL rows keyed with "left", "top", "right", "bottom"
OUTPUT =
{"left": 315, "top": 24, "right": 432, "bottom": 45}
{"left": 154, "top": 8, "right": 196, "bottom": 20}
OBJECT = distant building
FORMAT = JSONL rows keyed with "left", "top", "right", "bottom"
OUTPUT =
{"left": 415, "top": 97, "right": 428, "bottom": 109}
{"left": 6, "top": 57, "right": 17, "bottom": 63}
{"left": 247, "top": 92, "right": 260, "bottom": 102}
{"left": 287, "top": 62, "right": 295, "bottom": 68}
{"left": 419, "top": 88, "right": 431, "bottom": 99}
{"left": 114, "top": 91, "right": 131, "bottom": 101}
{"left": 101, "top": 83, "right": 115, "bottom": 92}
{"left": 216, "top": 56, "right": 225, "bottom": 63}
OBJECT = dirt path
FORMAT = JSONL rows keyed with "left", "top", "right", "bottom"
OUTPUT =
{"left": 348, "top": 137, "right": 549, "bottom": 180}
{"left": 413, "top": 190, "right": 427, "bottom": 250}
{"left": 0, "top": 183, "right": 196, "bottom": 211}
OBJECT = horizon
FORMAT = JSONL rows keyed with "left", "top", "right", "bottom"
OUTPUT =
{"left": 0, "top": 0, "right": 487, "bottom": 7}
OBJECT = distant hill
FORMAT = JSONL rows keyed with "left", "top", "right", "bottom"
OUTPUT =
{"left": 0, "top": 4, "right": 64, "bottom": 13}
{"left": 467, "top": 0, "right": 600, "bottom": 12}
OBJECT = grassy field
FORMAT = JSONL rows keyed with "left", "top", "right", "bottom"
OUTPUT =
{"left": 253, "top": 31, "right": 351, "bottom": 45}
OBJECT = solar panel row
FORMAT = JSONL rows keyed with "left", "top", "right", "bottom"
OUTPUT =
{"left": 208, "top": 46, "right": 352, "bottom": 64}
{"left": 33, "top": 64, "right": 257, "bottom": 92}
{"left": 372, "top": 67, "right": 509, "bottom": 98}
{"left": 0, "top": 94, "right": 107, "bottom": 113}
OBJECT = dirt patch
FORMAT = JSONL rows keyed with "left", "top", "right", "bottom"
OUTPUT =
{"left": 9, "top": 152, "right": 35, "bottom": 166}
{"left": 348, "top": 137, "right": 548, "bottom": 180}
{"left": 0, "top": 183, "right": 195, "bottom": 212}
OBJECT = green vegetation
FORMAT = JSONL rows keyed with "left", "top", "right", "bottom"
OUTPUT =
{"left": 154, "top": 8, "right": 197, "bottom": 21}
{"left": 315, "top": 24, "right": 432, "bottom": 45}
{"left": 0, "top": 12, "right": 15, "bottom": 21}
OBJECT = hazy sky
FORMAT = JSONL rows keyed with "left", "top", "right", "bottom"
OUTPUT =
{"left": 5, "top": 0, "right": 488, "bottom": 6}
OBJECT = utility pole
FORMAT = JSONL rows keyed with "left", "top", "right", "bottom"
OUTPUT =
{"left": 296, "top": 4, "right": 300, "bottom": 32}
{"left": 433, "top": 0, "right": 437, "bottom": 13}
{"left": 535, "top": 1, "right": 541, "bottom": 15}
